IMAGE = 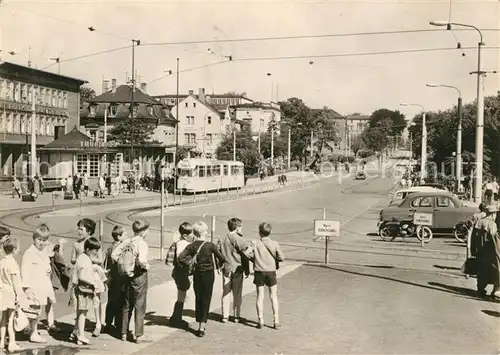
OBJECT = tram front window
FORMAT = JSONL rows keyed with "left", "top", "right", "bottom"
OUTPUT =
{"left": 178, "top": 169, "right": 192, "bottom": 177}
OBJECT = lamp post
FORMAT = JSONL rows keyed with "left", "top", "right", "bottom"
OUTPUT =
{"left": 426, "top": 84, "right": 462, "bottom": 192}
{"left": 400, "top": 103, "right": 426, "bottom": 183}
{"left": 30, "top": 86, "right": 36, "bottom": 178}
{"left": 430, "top": 21, "right": 484, "bottom": 202}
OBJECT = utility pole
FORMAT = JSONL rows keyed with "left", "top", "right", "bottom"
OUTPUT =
{"left": 310, "top": 130, "right": 314, "bottom": 159}
{"left": 30, "top": 86, "right": 36, "bottom": 178}
{"left": 173, "top": 58, "right": 180, "bottom": 191}
{"left": 130, "top": 39, "right": 140, "bottom": 166}
{"left": 421, "top": 112, "right": 427, "bottom": 183}
{"left": 287, "top": 127, "right": 291, "bottom": 169}
{"left": 456, "top": 97, "right": 462, "bottom": 192}
{"left": 233, "top": 128, "right": 236, "bottom": 161}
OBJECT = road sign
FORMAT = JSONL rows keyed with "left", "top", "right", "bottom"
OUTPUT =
{"left": 413, "top": 212, "right": 433, "bottom": 226}
{"left": 314, "top": 219, "right": 340, "bottom": 237}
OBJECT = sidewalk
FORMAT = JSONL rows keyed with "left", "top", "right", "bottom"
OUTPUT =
{"left": 14, "top": 261, "right": 302, "bottom": 355}
{"left": 0, "top": 171, "right": 314, "bottom": 213}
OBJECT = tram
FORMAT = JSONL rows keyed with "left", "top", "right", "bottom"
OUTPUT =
{"left": 176, "top": 158, "right": 245, "bottom": 193}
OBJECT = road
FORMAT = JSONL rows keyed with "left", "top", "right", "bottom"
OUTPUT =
{"left": 1, "top": 160, "right": 498, "bottom": 354}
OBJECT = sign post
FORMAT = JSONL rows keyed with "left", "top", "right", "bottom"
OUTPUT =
{"left": 412, "top": 212, "right": 433, "bottom": 248}
{"left": 314, "top": 212, "right": 340, "bottom": 265}
{"left": 160, "top": 170, "right": 165, "bottom": 260}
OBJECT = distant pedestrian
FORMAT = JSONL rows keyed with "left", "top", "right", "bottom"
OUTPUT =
{"left": 219, "top": 218, "right": 251, "bottom": 323}
{"left": 105, "top": 174, "right": 112, "bottom": 196}
{"left": 73, "top": 172, "right": 82, "bottom": 200}
{"left": 178, "top": 221, "right": 226, "bottom": 337}
{"left": 66, "top": 175, "right": 73, "bottom": 193}
{"left": 166, "top": 222, "right": 194, "bottom": 327}
{"left": 98, "top": 174, "right": 106, "bottom": 198}
{"left": 250, "top": 222, "right": 284, "bottom": 330}
{"left": 83, "top": 173, "right": 89, "bottom": 197}
{"left": 12, "top": 177, "right": 21, "bottom": 199}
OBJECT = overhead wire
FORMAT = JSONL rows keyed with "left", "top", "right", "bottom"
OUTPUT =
{"left": 142, "top": 28, "right": 500, "bottom": 47}
{"left": 146, "top": 59, "right": 231, "bottom": 85}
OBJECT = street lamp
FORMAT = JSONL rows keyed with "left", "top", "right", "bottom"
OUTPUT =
{"left": 400, "top": 103, "right": 426, "bottom": 183}
{"left": 426, "top": 84, "right": 463, "bottom": 192}
{"left": 430, "top": 20, "right": 484, "bottom": 202}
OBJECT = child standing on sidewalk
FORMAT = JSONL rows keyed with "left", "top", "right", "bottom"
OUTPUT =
{"left": 250, "top": 222, "right": 285, "bottom": 330}
{"left": 0, "top": 238, "right": 28, "bottom": 352}
{"left": 104, "top": 226, "right": 128, "bottom": 334}
{"left": 70, "top": 219, "right": 105, "bottom": 337}
{"left": 69, "top": 237, "right": 102, "bottom": 345}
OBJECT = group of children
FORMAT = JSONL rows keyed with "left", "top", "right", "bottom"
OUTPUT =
{"left": 0, "top": 214, "right": 285, "bottom": 352}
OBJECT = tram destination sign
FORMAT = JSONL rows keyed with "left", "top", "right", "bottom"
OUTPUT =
{"left": 314, "top": 219, "right": 340, "bottom": 237}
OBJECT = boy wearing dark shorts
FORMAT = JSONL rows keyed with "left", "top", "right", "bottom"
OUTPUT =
{"left": 251, "top": 222, "right": 284, "bottom": 330}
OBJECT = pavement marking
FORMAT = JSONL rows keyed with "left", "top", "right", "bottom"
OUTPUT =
{"left": 54, "top": 262, "right": 302, "bottom": 355}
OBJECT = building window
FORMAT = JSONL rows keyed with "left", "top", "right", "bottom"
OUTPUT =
{"left": 63, "top": 92, "right": 68, "bottom": 108}
{"left": 132, "top": 105, "right": 138, "bottom": 117}
{"left": 90, "top": 105, "right": 97, "bottom": 116}
{"left": 40, "top": 118, "right": 46, "bottom": 136}
{"left": 76, "top": 154, "right": 86, "bottom": 175}
{"left": 185, "top": 116, "right": 194, "bottom": 125}
{"left": 206, "top": 133, "right": 213, "bottom": 146}
{"left": 77, "top": 154, "right": 100, "bottom": 177}
{"left": 20, "top": 84, "right": 27, "bottom": 102}
{"left": 184, "top": 133, "right": 196, "bottom": 144}
{"left": 109, "top": 105, "right": 118, "bottom": 117}
{"left": 147, "top": 106, "right": 153, "bottom": 116}
{"left": 207, "top": 116, "right": 212, "bottom": 124}
{"left": 46, "top": 118, "right": 51, "bottom": 135}
{"left": 185, "top": 102, "right": 188, "bottom": 108}
{"left": 13, "top": 115, "right": 19, "bottom": 133}
{"left": 193, "top": 102, "right": 196, "bottom": 108}
{"left": 89, "top": 130, "right": 97, "bottom": 141}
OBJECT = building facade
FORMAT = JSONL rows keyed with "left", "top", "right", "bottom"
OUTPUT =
{"left": 230, "top": 102, "right": 282, "bottom": 137}
{"left": 80, "top": 82, "right": 177, "bottom": 175}
{"left": 0, "top": 62, "right": 86, "bottom": 192}
{"left": 170, "top": 93, "right": 229, "bottom": 158}
{"left": 332, "top": 115, "right": 370, "bottom": 153}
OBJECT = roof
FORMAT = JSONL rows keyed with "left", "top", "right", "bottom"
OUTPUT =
{"left": 154, "top": 93, "right": 253, "bottom": 101}
{"left": 0, "top": 62, "right": 87, "bottom": 92}
{"left": 233, "top": 102, "right": 281, "bottom": 112}
{"left": 177, "top": 158, "right": 244, "bottom": 167}
{"left": 311, "top": 108, "right": 343, "bottom": 118}
{"left": 39, "top": 128, "right": 117, "bottom": 153}
{"left": 345, "top": 115, "right": 370, "bottom": 121}
{"left": 80, "top": 102, "right": 177, "bottom": 124}
{"left": 91, "top": 85, "right": 159, "bottom": 105}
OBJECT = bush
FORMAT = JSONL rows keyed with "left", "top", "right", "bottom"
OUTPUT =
{"left": 347, "top": 156, "right": 356, "bottom": 163}
{"left": 358, "top": 150, "right": 374, "bottom": 158}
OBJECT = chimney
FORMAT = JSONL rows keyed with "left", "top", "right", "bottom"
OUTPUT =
{"left": 102, "top": 80, "right": 109, "bottom": 94}
{"left": 140, "top": 83, "right": 147, "bottom": 93}
{"left": 188, "top": 90, "right": 194, "bottom": 95}
{"left": 54, "top": 126, "right": 65, "bottom": 140}
{"left": 111, "top": 79, "right": 117, "bottom": 92}
{"left": 198, "top": 88, "right": 205, "bottom": 103}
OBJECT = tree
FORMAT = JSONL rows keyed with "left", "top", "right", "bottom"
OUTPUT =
{"left": 362, "top": 118, "right": 392, "bottom": 152}
{"left": 259, "top": 131, "right": 287, "bottom": 160}
{"left": 311, "top": 107, "right": 340, "bottom": 152}
{"left": 369, "top": 108, "right": 406, "bottom": 135}
{"left": 215, "top": 128, "right": 259, "bottom": 174}
{"left": 224, "top": 91, "right": 247, "bottom": 97}
{"left": 108, "top": 118, "right": 158, "bottom": 146}
{"left": 80, "top": 86, "right": 96, "bottom": 102}
{"left": 350, "top": 135, "right": 365, "bottom": 156}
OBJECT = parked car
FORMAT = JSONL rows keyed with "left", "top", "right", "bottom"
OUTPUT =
{"left": 419, "top": 183, "right": 447, "bottom": 191}
{"left": 378, "top": 191, "right": 478, "bottom": 234}
{"left": 389, "top": 186, "right": 441, "bottom": 206}
{"left": 355, "top": 171, "right": 366, "bottom": 180}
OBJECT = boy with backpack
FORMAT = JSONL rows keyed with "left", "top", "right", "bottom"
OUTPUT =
{"left": 165, "top": 222, "right": 194, "bottom": 327}
{"left": 111, "top": 220, "right": 150, "bottom": 343}
{"left": 104, "top": 226, "right": 128, "bottom": 334}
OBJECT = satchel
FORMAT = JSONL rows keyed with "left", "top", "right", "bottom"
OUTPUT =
{"left": 262, "top": 241, "right": 280, "bottom": 270}
{"left": 77, "top": 281, "right": 95, "bottom": 295}
{"left": 461, "top": 257, "right": 478, "bottom": 276}
{"left": 187, "top": 241, "right": 206, "bottom": 275}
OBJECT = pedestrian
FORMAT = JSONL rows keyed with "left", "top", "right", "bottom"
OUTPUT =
{"left": 66, "top": 174, "right": 73, "bottom": 194}
{"left": 38, "top": 175, "right": 45, "bottom": 195}
{"left": 104, "top": 226, "right": 128, "bottom": 334}
{"left": 105, "top": 174, "right": 112, "bottom": 196}
{"left": 12, "top": 177, "right": 21, "bottom": 199}
{"left": 178, "top": 221, "right": 226, "bottom": 337}
{"left": 73, "top": 172, "right": 82, "bottom": 200}
{"left": 0, "top": 237, "right": 28, "bottom": 353}
{"left": 70, "top": 218, "right": 105, "bottom": 337}
{"left": 21, "top": 224, "right": 57, "bottom": 342}
{"left": 0, "top": 226, "right": 11, "bottom": 259}
{"left": 69, "top": 237, "right": 102, "bottom": 345}
{"left": 474, "top": 205, "right": 500, "bottom": 298}
{"left": 111, "top": 219, "right": 150, "bottom": 343}
{"left": 250, "top": 222, "right": 285, "bottom": 330}
{"left": 99, "top": 174, "right": 106, "bottom": 198}
{"left": 219, "top": 218, "right": 251, "bottom": 323}
{"left": 83, "top": 172, "right": 89, "bottom": 197}
{"left": 33, "top": 175, "right": 40, "bottom": 196}
{"left": 60, "top": 176, "right": 67, "bottom": 192}
{"left": 166, "top": 222, "right": 194, "bottom": 327}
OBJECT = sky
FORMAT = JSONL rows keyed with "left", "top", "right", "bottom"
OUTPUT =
{"left": 0, "top": 0, "right": 498, "bottom": 119}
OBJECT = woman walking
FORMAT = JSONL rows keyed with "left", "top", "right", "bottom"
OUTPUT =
{"left": 178, "top": 222, "right": 226, "bottom": 337}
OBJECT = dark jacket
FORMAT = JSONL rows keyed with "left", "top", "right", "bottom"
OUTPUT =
{"left": 178, "top": 240, "right": 226, "bottom": 273}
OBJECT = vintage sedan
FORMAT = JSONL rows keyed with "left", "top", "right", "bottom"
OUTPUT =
{"left": 355, "top": 171, "right": 366, "bottom": 180}
{"left": 378, "top": 191, "right": 478, "bottom": 233}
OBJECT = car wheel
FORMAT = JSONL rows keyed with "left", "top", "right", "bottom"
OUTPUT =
{"left": 453, "top": 223, "right": 468, "bottom": 243}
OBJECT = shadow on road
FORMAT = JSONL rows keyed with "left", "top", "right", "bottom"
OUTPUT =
{"left": 305, "top": 264, "right": 480, "bottom": 301}
{"left": 482, "top": 310, "right": 500, "bottom": 317}
{"left": 433, "top": 264, "right": 461, "bottom": 271}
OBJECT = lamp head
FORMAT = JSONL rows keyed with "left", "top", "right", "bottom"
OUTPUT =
{"left": 429, "top": 20, "right": 449, "bottom": 27}
{"left": 426, "top": 84, "right": 439, "bottom": 88}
